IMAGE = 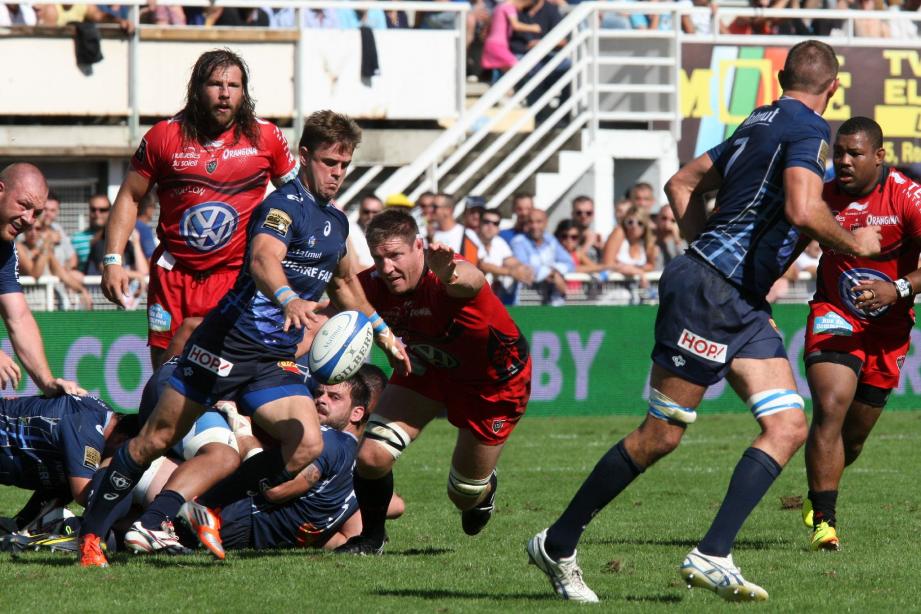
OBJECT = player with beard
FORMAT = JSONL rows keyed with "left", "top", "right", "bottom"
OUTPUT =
{"left": 801, "top": 117, "right": 921, "bottom": 550}
{"left": 101, "top": 49, "right": 299, "bottom": 369}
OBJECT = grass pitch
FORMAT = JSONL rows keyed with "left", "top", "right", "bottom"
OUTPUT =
{"left": 2, "top": 412, "right": 921, "bottom": 613}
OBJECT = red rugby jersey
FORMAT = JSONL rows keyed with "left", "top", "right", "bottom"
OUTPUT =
{"left": 131, "top": 116, "right": 298, "bottom": 270}
{"left": 817, "top": 167, "right": 921, "bottom": 331}
{"left": 359, "top": 265, "right": 530, "bottom": 385}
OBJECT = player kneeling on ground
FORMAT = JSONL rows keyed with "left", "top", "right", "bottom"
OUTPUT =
{"left": 336, "top": 209, "right": 532, "bottom": 555}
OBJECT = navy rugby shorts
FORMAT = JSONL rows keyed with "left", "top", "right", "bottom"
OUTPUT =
{"left": 650, "top": 253, "right": 787, "bottom": 386}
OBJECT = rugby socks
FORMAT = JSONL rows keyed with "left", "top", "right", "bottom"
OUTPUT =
{"left": 202, "top": 448, "right": 295, "bottom": 508}
{"left": 139, "top": 490, "right": 186, "bottom": 530}
{"left": 545, "top": 439, "right": 644, "bottom": 561}
{"left": 355, "top": 471, "right": 394, "bottom": 546}
{"left": 697, "top": 447, "right": 781, "bottom": 557}
{"left": 808, "top": 489, "right": 838, "bottom": 527}
{"left": 81, "top": 445, "right": 148, "bottom": 538}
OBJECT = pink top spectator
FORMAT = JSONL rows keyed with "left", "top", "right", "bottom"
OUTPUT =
{"left": 482, "top": 2, "right": 521, "bottom": 70}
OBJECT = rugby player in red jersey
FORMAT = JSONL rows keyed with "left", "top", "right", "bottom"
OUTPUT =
{"left": 334, "top": 208, "right": 532, "bottom": 554}
{"left": 802, "top": 117, "right": 921, "bottom": 551}
{"left": 101, "top": 49, "right": 299, "bottom": 369}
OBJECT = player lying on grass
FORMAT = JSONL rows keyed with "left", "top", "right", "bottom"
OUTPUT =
{"left": 799, "top": 117, "right": 921, "bottom": 551}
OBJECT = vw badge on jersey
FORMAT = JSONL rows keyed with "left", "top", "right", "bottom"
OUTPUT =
{"left": 180, "top": 202, "right": 239, "bottom": 252}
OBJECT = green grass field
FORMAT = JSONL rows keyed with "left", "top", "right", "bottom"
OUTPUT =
{"left": 2, "top": 412, "right": 921, "bottom": 613}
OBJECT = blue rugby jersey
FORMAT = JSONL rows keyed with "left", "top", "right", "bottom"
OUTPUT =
{"left": 0, "top": 239, "right": 22, "bottom": 294}
{"left": 216, "top": 178, "right": 348, "bottom": 354}
{"left": 249, "top": 426, "right": 357, "bottom": 549}
{"left": 690, "top": 97, "right": 830, "bottom": 298}
{"left": 0, "top": 395, "right": 110, "bottom": 493}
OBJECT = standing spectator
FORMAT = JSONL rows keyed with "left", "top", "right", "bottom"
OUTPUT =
{"left": 651, "top": 204, "right": 686, "bottom": 270}
{"left": 432, "top": 193, "right": 485, "bottom": 265}
{"left": 602, "top": 205, "right": 656, "bottom": 297}
{"left": 499, "top": 192, "right": 534, "bottom": 243}
{"left": 510, "top": 0, "right": 570, "bottom": 123}
{"left": 350, "top": 194, "right": 384, "bottom": 270}
{"left": 100, "top": 49, "right": 298, "bottom": 370}
{"left": 481, "top": 0, "right": 542, "bottom": 81}
{"left": 511, "top": 208, "right": 573, "bottom": 305}
{"left": 570, "top": 195, "right": 603, "bottom": 262}
{"left": 135, "top": 191, "right": 158, "bottom": 260}
{"left": 71, "top": 194, "right": 110, "bottom": 271}
{"left": 477, "top": 207, "right": 534, "bottom": 304}
{"left": 413, "top": 191, "right": 437, "bottom": 235}
{"left": 627, "top": 182, "right": 656, "bottom": 212}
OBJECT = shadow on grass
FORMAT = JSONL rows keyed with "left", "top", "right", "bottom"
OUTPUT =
{"left": 392, "top": 547, "right": 454, "bottom": 556}
{"left": 586, "top": 537, "right": 788, "bottom": 550}
{"left": 7, "top": 554, "right": 75, "bottom": 566}
{"left": 375, "top": 588, "right": 558, "bottom": 601}
{"left": 625, "top": 594, "right": 683, "bottom": 603}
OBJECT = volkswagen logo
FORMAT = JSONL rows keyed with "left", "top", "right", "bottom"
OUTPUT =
{"left": 180, "top": 202, "right": 239, "bottom": 252}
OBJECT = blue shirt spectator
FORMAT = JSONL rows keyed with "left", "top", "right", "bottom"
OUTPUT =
{"left": 510, "top": 209, "right": 573, "bottom": 305}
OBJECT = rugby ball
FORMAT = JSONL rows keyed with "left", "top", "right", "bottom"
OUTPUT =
{"left": 308, "top": 311, "right": 374, "bottom": 384}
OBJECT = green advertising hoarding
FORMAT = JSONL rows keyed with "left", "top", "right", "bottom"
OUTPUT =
{"left": 5, "top": 306, "right": 921, "bottom": 414}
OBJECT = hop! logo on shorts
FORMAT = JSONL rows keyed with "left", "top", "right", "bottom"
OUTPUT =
{"left": 180, "top": 201, "right": 239, "bottom": 252}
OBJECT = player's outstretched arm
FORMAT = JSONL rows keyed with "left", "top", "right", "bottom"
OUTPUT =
{"left": 102, "top": 170, "right": 151, "bottom": 308}
{"left": 0, "top": 292, "right": 85, "bottom": 396}
{"left": 664, "top": 152, "right": 721, "bottom": 242}
{"left": 249, "top": 234, "right": 320, "bottom": 333}
{"left": 262, "top": 463, "right": 321, "bottom": 504}
{"left": 784, "top": 167, "right": 881, "bottom": 257}
{"left": 327, "top": 255, "right": 411, "bottom": 375}
{"left": 427, "top": 241, "right": 485, "bottom": 298}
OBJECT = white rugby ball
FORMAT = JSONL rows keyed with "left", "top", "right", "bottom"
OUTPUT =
{"left": 308, "top": 310, "right": 374, "bottom": 384}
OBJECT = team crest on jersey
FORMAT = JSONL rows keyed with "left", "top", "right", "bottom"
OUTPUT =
{"left": 180, "top": 202, "right": 239, "bottom": 252}
{"left": 492, "top": 420, "right": 505, "bottom": 434}
{"left": 110, "top": 471, "right": 132, "bottom": 491}
{"left": 263, "top": 208, "right": 292, "bottom": 236}
{"left": 817, "top": 139, "right": 829, "bottom": 168}
{"left": 206, "top": 158, "right": 218, "bottom": 174}
{"left": 134, "top": 138, "right": 147, "bottom": 163}
{"left": 308, "top": 235, "right": 317, "bottom": 248}
{"left": 83, "top": 446, "right": 101, "bottom": 470}
{"left": 897, "top": 355, "right": 906, "bottom": 370}
{"left": 277, "top": 361, "right": 300, "bottom": 375}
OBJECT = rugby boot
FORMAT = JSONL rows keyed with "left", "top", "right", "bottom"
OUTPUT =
{"left": 124, "top": 520, "right": 191, "bottom": 555}
{"left": 78, "top": 533, "right": 109, "bottom": 568}
{"left": 178, "top": 498, "right": 225, "bottom": 560}
{"left": 335, "top": 534, "right": 385, "bottom": 555}
{"left": 810, "top": 521, "right": 840, "bottom": 551}
{"left": 461, "top": 472, "right": 498, "bottom": 536}
{"left": 680, "top": 548, "right": 768, "bottom": 602}
{"left": 526, "top": 529, "right": 599, "bottom": 603}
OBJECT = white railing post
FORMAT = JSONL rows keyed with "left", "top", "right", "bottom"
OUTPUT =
{"left": 457, "top": 9, "right": 467, "bottom": 123}
{"left": 127, "top": 3, "right": 140, "bottom": 146}
{"left": 590, "top": 6, "right": 599, "bottom": 146}
{"left": 45, "top": 278, "right": 54, "bottom": 312}
{"left": 294, "top": 7, "right": 305, "bottom": 144}
{"left": 673, "top": 9, "right": 682, "bottom": 143}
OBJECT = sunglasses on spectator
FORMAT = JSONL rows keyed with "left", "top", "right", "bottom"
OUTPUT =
{"left": 625, "top": 219, "right": 644, "bottom": 227}
{"left": 90, "top": 207, "right": 110, "bottom": 213}
{"left": 481, "top": 218, "right": 500, "bottom": 226}
{"left": 574, "top": 210, "right": 593, "bottom": 216}
{"left": 560, "top": 233, "right": 580, "bottom": 240}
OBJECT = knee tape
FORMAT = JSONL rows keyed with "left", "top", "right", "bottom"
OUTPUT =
{"left": 133, "top": 456, "right": 166, "bottom": 506}
{"left": 181, "top": 428, "right": 239, "bottom": 460}
{"left": 365, "top": 416, "right": 411, "bottom": 460}
{"left": 447, "top": 467, "right": 493, "bottom": 501}
{"left": 648, "top": 388, "right": 697, "bottom": 425}
{"left": 747, "top": 389, "right": 804, "bottom": 419}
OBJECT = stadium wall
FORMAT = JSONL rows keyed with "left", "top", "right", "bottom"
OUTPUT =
{"left": 6, "top": 307, "right": 921, "bottom": 414}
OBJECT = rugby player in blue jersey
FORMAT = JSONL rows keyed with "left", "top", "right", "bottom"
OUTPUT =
{"left": 527, "top": 40, "right": 882, "bottom": 603}
{"left": 0, "top": 394, "right": 135, "bottom": 526}
{"left": 78, "top": 111, "right": 410, "bottom": 567}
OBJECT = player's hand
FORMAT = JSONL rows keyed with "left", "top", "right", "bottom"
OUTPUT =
{"left": 39, "top": 377, "right": 87, "bottom": 397}
{"left": 375, "top": 328, "right": 412, "bottom": 376}
{"left": 0, "top": 350, "right": 21, "bottom": 391}
{"left": 101, "top": 264, "right": 132, "bottom": 308}
{"left": 853, "top": 279, "right": 898, "bottom": 312}
{"left": 427, "top": 242, "right": 457, "bottom": 283}
{"left": 852, "top": 225, "right": 882, "bottom": 258}
{"left": 282, "top": 298, "right": 321, "bottom": 332}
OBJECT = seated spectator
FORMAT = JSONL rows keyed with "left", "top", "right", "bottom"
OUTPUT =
{"left": 0, "top": 3, "right": 37, "bottom": 25}
{"left": 510, "top": 208, "right": 573, "bottom": 305}
{"left": 627, "top": 181, "right": 656, "bottom": 212}
{"left": 651, "top": 204, "right": 686, "bottom": 270}
{"left": 431, "top": 192, "right": 485, "bottom": 265}
{"left": 795, "top": 239, "right": 822, "bottom": 278}
{"left": 16, "top": 218, "right": 92, "bottom": 309}
{"left": 147, "top": 3, "right": 185, "bottom": 26}
{"left": 72, "top": 194, "right": 109, "bottom": 271}
{"left": 570, "top": 195, "right": 603, "bottom": 262}
{"left": 477, "top": 207, "right": 534, "bottom": 304}
{"left": 554, "top": 219, "right": 609, "bottom": 292}
{"left": 683, "top": 0, "right": 717, "bottom": 34}
{"left": 35, "top": 3, "right": 133, "bottom": 32}
{"left": 600, "top": 0, "right": 650, "bottom": 29}
{"left": 614, "top": 197, "right": 632, "bottom": 225}
{"left": 135, "top": 191, "right": 157, "bottom": 260}
{"left": 646, "top": 0, "right": 694, "bottom": 32}
{"left": 463, "top": 196, "right": 486, "bottom": 232}
{"left": 204, "top": 6, "right": 268, "bottom": 27}
{"left": 86, "top": 225, "right": 148, "bottom": 308}
{"left": 414, "top": 190, "right": 436, "bottom": 228}
{"left": 481, "top": 0, "right": 542, "bottom": 81}
{"left": 42, "top": 192, "right": 78, "bottom": 273}
{"left": 499, "top": 192, "right": 534, "bottom": 243}
{"left": 350, "top": 194, "right": 384, "bottom": 270}
{"left": 855, "top": 0, "right": 891, "bottom": 37}
{"left": 888, "top": 0, "right": 920, "bottom": 39}
{"left": 602, "top": 205, "right": 656, "bottom": 296}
